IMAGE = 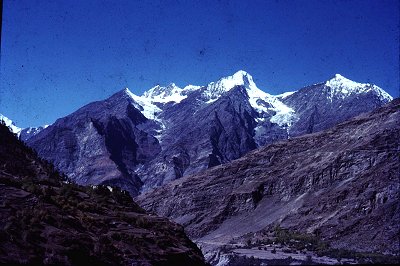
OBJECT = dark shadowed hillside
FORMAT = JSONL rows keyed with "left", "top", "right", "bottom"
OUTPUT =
{"left": 0, "top": 122, "right": 205, "bottom": 265}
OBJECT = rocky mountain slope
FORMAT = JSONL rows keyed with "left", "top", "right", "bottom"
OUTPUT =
{"left": 137, "top": 99, "right": 400, "bottom": 263}
{"left": 281, "top": 74, "right": 393, "bottom": 136}
{"left": 25, "top": 71, "right": 393, "bottom": 195}
{"left": 0, "top": 122, "right": 205, "bottom": 265}
{"left": 26, "top": 90, "right": 161, "bottom": 195}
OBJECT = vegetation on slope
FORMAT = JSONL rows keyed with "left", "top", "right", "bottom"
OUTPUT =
{"left": 0, "top": 121, "right": 205, "bottom": 265}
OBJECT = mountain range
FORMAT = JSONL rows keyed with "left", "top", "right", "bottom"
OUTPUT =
{"left": 2, "top": 71, "right": 393, "bottom": 196}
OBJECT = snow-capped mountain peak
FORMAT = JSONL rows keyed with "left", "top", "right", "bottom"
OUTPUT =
{"left": 143, "top": 83, "right": 180, "bottom": 98}
{"left": 202, "top": 70, "right": 296, "bottom": 127}
{"left": 125, "top": 83, "right": 199, "bottom": 122}
{"left": 121, "top": 71, "right": 297, "bottom": 129}
{"left": 227, "top": 70, "right": 255, "bottom": 87}
{"left": 325, "top": 74, "right": 393, "bottom": 102}
{"left": 124, "top": 71, "right": 393, "bottom": 130}
{"left": 141, "top": 83, "right": 191, "bottom": 104}
{"left": 326, "top": 74, "right": 365, "bottom": 90}
{"left": 0, "top": 114, "right": 22, "bottom": 135}
{"left": 203, "top": 70, "right": 258, "bottom": 102}
{"left": 0, "top": 113, "right": 53, "bottom": 140}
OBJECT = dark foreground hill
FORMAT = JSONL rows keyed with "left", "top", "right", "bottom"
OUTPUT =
{"left": 0, "top": 122, "right": 205, "bottom": 265}
{"left": 138, "top": 99, "right": 400, "bottom": 265}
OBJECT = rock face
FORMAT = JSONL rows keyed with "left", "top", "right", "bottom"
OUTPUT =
{"left": 27, "top": 71, "right": 393, "bottom": 195}
{"left": 0, "top": 122, "right": 205, "bottom": 265}
{"left": 137, "top": 85, "right": 258, "bottom": 190}
{"left": 27, "top": 90, "right": 161, "bottom": 195}
{"left": 137, "top": 99, "right": 400, "bottom": 256}
{"left": 20, "top": 126, "right": 48, "bottom": 141}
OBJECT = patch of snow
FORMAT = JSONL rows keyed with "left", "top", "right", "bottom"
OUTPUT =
{"left": 248, "top": 83, "right": 289, "bottom": 116}
{"left": 215, "top": 254, "right": 231, "bottom": 266}
{"left": 142, "top": 83, "right": 188, "bottom": 104}
{"left": 24, "top": 126, "right": 44, "bottom": 135}
{"left": 205, "top": 98, "right": 218, "bottom": 104}
{"left": 141, "top": 83, "right": 202, "bottom": 105}
{"left": 253, "top": 125, "right": 265, "bottom": 142}
{"left": 269, "top": 103, "right": 295, "bottom": 127}
{"left": 325, "top": 74, "right": 393, "bottom": 102}
{"left": 124, "top": 88, "right": 163, "bottom": 120}
{"left": 274, "top": 91, "right": 296, "bottom": 99}
{"left": 182, "top": 84, "right": 202, "bottom": 93}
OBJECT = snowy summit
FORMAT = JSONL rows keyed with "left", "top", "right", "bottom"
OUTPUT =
{"left": 123, "top": 70, "right": 297, "bottom": 128}
{"left": 142, "top": 83, "right": 187, "bottom": 103}
{"left": 122, "top": 71, "right": 393, "bottom": 130}
{"left": 0, "top": 114, "right": 22, "bottom": 135}
{"left": 325, "top": 74, "right": 393, "bottom": 102}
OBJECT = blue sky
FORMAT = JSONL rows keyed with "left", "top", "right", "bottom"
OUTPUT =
{"left": 1, "top": 0, "right": 399, "bottom": 127}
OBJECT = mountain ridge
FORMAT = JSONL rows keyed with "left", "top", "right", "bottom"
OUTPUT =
{"left": 23, "top": 71, "right": 393, "bottom": 195}
{"left": 2, "top": 71, "right": 392, "bottom": 137}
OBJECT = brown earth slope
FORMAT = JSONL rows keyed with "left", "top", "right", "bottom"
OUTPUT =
{"left": 0, "top": 122, "right": 205, "bottom": 265}
{"left": 138, "top": 99, "right": 400, "bottom": 258}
